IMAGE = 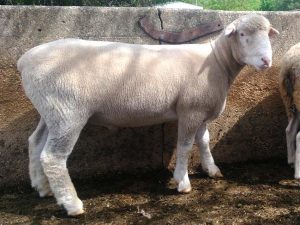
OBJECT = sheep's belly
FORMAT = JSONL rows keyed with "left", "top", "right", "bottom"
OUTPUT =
{"left": 89, "top": 110, "right": 178, "bottom": 127}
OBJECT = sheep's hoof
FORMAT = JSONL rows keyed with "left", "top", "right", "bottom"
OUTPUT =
{"left": 203, "top": 165, "right": 223, "bottom": 178}
{"left": 212, "top": 171, "right": 223, "bottom": 178}
{"left": 279, "top": 179, "right": 300, "bottom": 187}
{"left": 36, "top": 186, "right": 53, "bottom": 198}
{"left": 39, "top": 191, "right": 53, "bottom": 198}
{"left": 64, "top": 199, "right": 84, "bottom": 217}
{"left": 176, "top": 179, "right": 192, "bottom": 193}
{"left": 68, "top": 208, "right": 85, "bottom": 217}
{"left": 178, "top": 186, "right": 192, "bottom": 193}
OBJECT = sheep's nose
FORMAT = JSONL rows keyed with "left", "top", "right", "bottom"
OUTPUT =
{"left": 261, "top": 57, "right": 271, "bottom": 68}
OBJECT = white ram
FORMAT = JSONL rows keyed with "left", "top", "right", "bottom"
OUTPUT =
{"left": 17, "top": 14, "right": 279, "bottom": 216}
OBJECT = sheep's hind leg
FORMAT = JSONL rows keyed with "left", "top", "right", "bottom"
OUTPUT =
{"left": 286, "top": 115, "right": 299, "bottom": 166}
{"left": 195, "top": 124, "right": 222, "bottom": 178}
{"left": 28, "top": 118, "right": 52, "bottom": 197}
{"left": 40, "top": 123, "right": 85, "bottom": 216}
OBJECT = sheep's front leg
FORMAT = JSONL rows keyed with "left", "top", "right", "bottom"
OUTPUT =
{"left": 40, "top": 125, "right": 84, "bottom": 216}
{"left": 174, "top": 118, "right": 199, "bottom": 193}
{"left": 195, "top": 124, "right": 222, "bottom": 178}
{"left": 286, "top": 116, "right": 299, "bottom": 165}
{"left": 174, "top": 141, "right": 194, "bottom": 193}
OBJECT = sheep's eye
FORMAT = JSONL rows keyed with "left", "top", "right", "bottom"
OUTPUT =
{"left": 240, "top": 33, "right": 244, "bottom": 36}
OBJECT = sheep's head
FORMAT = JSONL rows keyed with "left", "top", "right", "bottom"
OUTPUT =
{"left": 225, "top": 14, "right": 279, "bottom": 70}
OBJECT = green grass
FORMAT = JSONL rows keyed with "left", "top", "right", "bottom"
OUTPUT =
{"left": 184, "top": 0, "right": 261, "bottom": 11}
{"left": 0, "top": 0, "right": 299, "bottom": 10}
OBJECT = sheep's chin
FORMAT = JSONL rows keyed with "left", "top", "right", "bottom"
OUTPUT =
{"left": 244, "top": 59, "right": 270, "bottom": 71}
{"left": 252, "top": 64, "right": 270, "bottom": 71}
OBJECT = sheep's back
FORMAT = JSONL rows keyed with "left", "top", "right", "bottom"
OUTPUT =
{"left": 17, "top": 39, "right": 209, "bottom": 127}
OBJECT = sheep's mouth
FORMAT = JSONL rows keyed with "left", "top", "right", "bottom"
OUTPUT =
{"left": 253, "top": 64, "right": 270, "bottom": 71}
{"left": 259, "top": 64, "right": 270, "bottom": 70}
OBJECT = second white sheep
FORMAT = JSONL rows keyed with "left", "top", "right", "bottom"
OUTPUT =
{"left": 279, "top": 42, "right": 300, "bottom": 178}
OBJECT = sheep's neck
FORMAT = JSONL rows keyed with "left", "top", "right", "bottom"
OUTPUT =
{"left": 212, "top": 35, "right": 244, "bottom": 87}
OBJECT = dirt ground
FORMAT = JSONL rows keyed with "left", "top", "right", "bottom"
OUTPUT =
{"left": 1, "top": 158, "right": 300, "bottom": 225}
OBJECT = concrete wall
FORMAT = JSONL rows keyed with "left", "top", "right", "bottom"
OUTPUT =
{"left": 0, "top": 6, "right": 299, "bottom": 187}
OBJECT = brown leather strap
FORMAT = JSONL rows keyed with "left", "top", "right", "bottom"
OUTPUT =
{"left": 139, "top": 16, "right": 223, "bottom": 44}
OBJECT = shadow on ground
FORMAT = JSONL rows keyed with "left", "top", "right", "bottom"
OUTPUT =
{"left": 1, "top": 158, "right": 300, "bottom": 225}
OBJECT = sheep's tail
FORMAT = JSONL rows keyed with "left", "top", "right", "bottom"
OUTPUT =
{"left": 279, "top": 67, "right": 297, "bottom": 119}
{"left": 17, "top": 46, "right": 35, "bottom": 73}
{"left": 17, "top": 54, "right": 26, "bottom": 73}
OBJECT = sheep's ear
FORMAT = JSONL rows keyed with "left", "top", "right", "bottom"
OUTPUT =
{"left": 224, "top": 23, "right": 236, "bottom": 37}
{"left": 269, "top": 27, "right": 279, "bottom": 38}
